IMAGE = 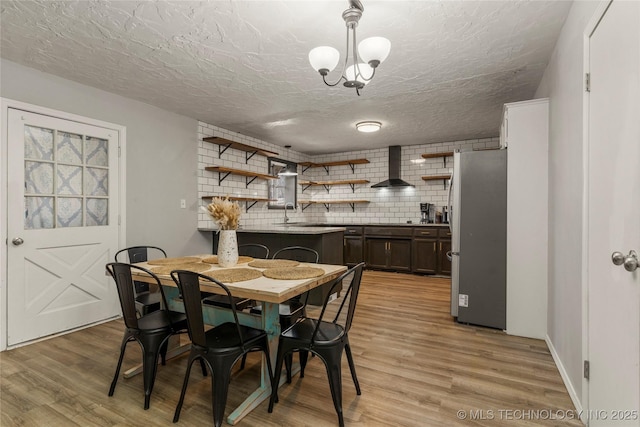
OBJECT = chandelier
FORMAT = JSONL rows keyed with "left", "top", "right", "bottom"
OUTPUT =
{"left": 308, "top": 0, "right": 390, "bottom": 95}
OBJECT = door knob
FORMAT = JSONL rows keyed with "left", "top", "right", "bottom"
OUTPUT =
{"left": 612, "top": 251, "right": 625, "bottom": 265}
{"left": 624, "top": 250, "right": 638, "bottom": 272}
{"left": 612, "top": 250, "right": 638, "bottom": 272}
{"left": 12, "top": 237, "right": 24, "bottom": 246}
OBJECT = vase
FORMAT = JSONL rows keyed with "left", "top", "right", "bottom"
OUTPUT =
{"left": 217, "top": 229, "right": 239, "bottom": 267}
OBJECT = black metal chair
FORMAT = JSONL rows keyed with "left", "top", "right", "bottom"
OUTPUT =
{"left": 238, "top": 243, "right": 270, "bottom": 259}
{"left": 245, "top": 246, "right": 319, "bottom": 379}
{"left": 272, "top": 246, "right": 319, "bottom": 263}
{"left": 170, "top": 270, "right": 273, "bottom": 427}
{"left": 106, "top": 262, "right": 197, "bottom": 410}
{"left": 114, "top": 246, "right": 167, "bottom": 316}
{"left": 268, "top": 262, "right": 365, "bottom": 427}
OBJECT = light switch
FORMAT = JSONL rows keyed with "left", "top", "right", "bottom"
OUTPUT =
{"left": 180, "top": 199, "right": 186, "bottom": 209}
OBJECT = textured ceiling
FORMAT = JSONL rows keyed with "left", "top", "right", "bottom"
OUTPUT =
{"left": 0, "top": 1, "right": 571, "bottom": 154}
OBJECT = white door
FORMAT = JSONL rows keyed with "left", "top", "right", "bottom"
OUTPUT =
{"left": 587, "top": 1, "right": 640, "bottom": 425}
{"left": 7, "top": 108, "right": 121, "bottom": 346}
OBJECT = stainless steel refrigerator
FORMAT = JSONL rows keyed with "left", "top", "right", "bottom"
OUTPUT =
{"left": 448, "top": 149, "right": 507, "bottom": 329}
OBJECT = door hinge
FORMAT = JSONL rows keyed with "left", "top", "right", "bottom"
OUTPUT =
{"left": 584, "top": 360, "right": 590, "bottom": 380}
{"left": 118, "top": 145, "right": 121, "bottom": 157}
{"left": 585, "top": 73, "right": 590, "bottom": 92}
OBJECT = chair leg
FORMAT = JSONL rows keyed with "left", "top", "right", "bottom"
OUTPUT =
{"left": 299, "top": 350, "right": 309, "bottom": 378}
{"left": 317, "top": 346, "right": 345, "bottom": 427}
{"left": 240, "top": 353, "right": 247, "bottom": 370}
{"left": 173, "top": 351, "right": 200, "bottom": 423}
{"left": 141, "top": 333, "right": 170, "bottom": 410}
{"left": 200, "top": 358, "right": 208, "bottom": 377}
{"left": 261, "top": 336, "right": 274, "bottom": 392}
{"left": 160, "top": 339, "right": 168, "bottom": 366}
{"left": 284, "top": 353, "right": 293, "bottom": 383}
{"left": 109, "top": 334, "right": 130, "bottom": 396}
{"left": 344, "top": 342, "right": 361, "bottom": 395}
{"left": 210, "top": 354, "right": 236, "bottom": 427}
{"left": 268, "top": 339, "right": 287, "bottom": 412}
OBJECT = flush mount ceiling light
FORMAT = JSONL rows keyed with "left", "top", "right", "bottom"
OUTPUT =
{"left": 356, "top": 121, "right": 382, "bottom": 133}
{"left": 308, "top": 0, "right": 390, "bottom": 96}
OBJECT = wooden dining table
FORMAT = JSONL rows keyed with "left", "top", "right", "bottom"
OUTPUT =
{"left": 130, "top": 254, "right": 347, "bottom": 425}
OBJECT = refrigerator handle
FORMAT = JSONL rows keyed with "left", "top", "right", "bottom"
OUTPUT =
{"left": 447, "top": 172, "right": 454, "bottom": 234}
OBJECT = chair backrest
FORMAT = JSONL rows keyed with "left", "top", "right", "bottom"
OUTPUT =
{"left": 272, "top": 246, "right": 319, "bottom": 263}
{"left": 311, "top": 262, "right": 365, "bottom": 343}
{"left": 238, "top": 243, "right": 269, "bottom": 259}
{"left": 114, "top": 246, "right": 167, "bottom": 263}
{"left": 170, "top": 270, "right": 246, "bottom": 349}
{"left": 106, "top": 262, "right": 170, "bottom": 329}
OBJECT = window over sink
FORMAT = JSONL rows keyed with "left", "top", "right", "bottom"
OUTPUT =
{"left": 268, "top": 158, "right": 297, "bottom": 209}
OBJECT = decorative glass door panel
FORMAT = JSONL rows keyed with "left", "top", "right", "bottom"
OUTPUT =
{"left": 24, "top": 127, "right": 109, "bottom": 229}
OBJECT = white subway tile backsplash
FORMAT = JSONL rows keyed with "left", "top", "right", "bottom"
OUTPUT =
{"left": 197, "top": 120, "right": 498, "bottom": 227}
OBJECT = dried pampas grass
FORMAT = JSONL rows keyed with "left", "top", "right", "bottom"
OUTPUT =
{"left": 206, "top": 196, "right": 241, "bottom": 230}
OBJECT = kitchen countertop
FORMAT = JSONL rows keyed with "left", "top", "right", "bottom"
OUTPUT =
{"left": 199, "top": 223, "right": 451, "bottom": 235}
{"left": 198, "top": 225, "right": 346, "bottom": 234}
{"left": 285, "top": 223, "right": 451, "bottom": 228}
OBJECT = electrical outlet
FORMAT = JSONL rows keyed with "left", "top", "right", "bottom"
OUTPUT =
{"left": 180, "top": 199, "right": 186, "bottom": 209}
{"left": 458, "top": 294, "right": 469, "bottom": 307}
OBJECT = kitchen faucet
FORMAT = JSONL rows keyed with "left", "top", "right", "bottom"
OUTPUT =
{"left": 284, "top": 202, "right": 295, "bottom": 223}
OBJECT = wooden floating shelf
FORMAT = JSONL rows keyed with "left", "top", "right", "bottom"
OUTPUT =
{"left": 299, "top": 200, "right": 369, "bottom": 213}
{"left": 421, "top": 151, "right": 454, "bottom": 159}
{"left": 298, "top": 158, "right": 369, "bottom": 174}
{"left": 421, "top": 175, "right": 451, "bottom": 181}
{"left": 201, "top": 195, "right": 275, "bottom": 212}
{"left": 422, "top": 175, "right": 451, "bottom": 190}
{"left": 422, "top": 151, "right": 454, "bottom": 167}
{"left": 299, "top": 179, "right": 370, "bottom": 193}
{"left": 205, "top": 166, "right": 277, "bottom": 187}
{"left": 203, "top": 136, "right": 279, "bottom": 163}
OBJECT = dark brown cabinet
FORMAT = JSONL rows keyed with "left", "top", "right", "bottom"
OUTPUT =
{"left": 364, "top": 227, "right": 412, "bottom": 272}
{"left": 412, "top": 227, "right": 451, "bottom": 275}
{"left": 412, "top": 227, "right": 438, "bottom": 274}
{"left": 343, "top": 226, "right": 364, "bottom": 266}
{"left": 438, "top": 228, "right": 452, "bottom": 275}
{"left": 438, "top": 238, "right": 452, "bottom": 275}
{"left": 413, "top": 238, "right": 438, "bottom": 273}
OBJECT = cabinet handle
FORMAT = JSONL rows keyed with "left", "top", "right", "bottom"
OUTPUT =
{"left": 433, "top": 242, "right": 436, "bottom": 252}
{"left": 439, "top": 242, "right": 442, "bottom": 252}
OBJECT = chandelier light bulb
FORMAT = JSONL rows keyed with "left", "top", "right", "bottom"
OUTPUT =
{"left": 309, "top": 46, "right": 340, "bottom": 75}
{"left": 357, "top": 37, "right": 391, "bottom": 68}
{"left": 345, "top": 63, "right": 374, "bottom": 86}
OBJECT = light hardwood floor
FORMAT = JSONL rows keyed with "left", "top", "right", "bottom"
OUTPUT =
{"left": 0, "top": 271, "right": 583, "bottom": 426}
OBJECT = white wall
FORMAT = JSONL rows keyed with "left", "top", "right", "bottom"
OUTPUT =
{"left": 0, "top": 59, "right": 211, "bottom": 257}
{"left": 535, "top": 0, "right": 601, "bottom": 407}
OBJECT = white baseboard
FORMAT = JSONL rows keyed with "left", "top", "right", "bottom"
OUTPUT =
{"left": 545, "top": 335, "right": 583, "bottom": 418}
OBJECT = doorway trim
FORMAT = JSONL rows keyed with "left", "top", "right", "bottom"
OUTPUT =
{"left": 581, "top": 1, "right": 613, "bottom": 423}
{"left": 0, "top": 98, "right": 127, "bottom": 351}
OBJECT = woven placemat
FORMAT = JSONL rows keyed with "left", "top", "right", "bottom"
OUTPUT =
{"left": 248, "top": 259, "right": 300, "bottom": 268}
{"left": 150, "top": 263, "right": 212, "bottom": 275}
{"left": 207, "top": 268, "right": 263, "bottom": 283}
{"left": 202, "top": 255, "right": 254, "bottom": 264}
{"left": 262, "top": 267, "right": 325, "bottom": 280}
{"left": 147, "top": 256, "right": 202, "bottom": 265}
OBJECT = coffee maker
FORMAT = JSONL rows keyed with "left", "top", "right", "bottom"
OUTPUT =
{"left": 420, "top": 203, "right": 433, "bottom": 224}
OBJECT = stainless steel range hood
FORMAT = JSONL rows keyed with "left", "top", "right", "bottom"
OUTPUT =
{"left": 371, "top": 145, "right": 414, "bottom": 188}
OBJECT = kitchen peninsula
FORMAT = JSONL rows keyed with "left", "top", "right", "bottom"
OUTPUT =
{"left": 200, "top": 224, "right": 345, "bottom": 304}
